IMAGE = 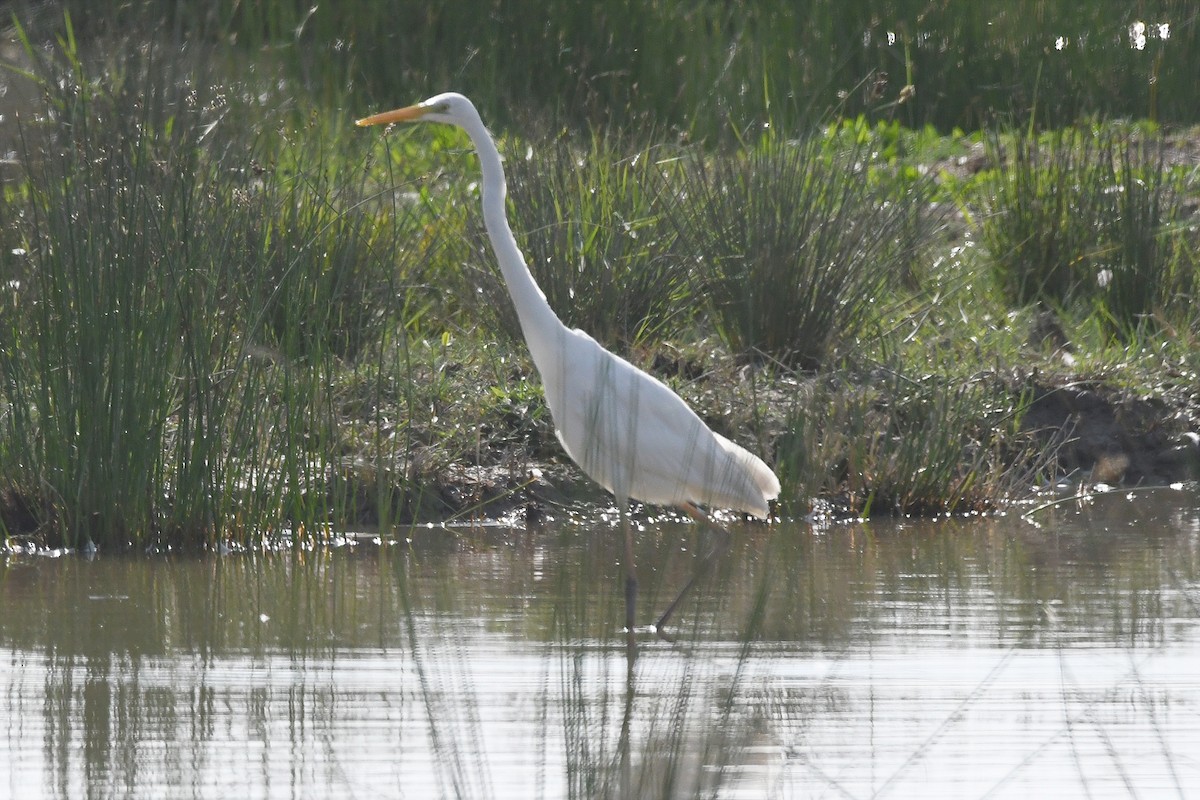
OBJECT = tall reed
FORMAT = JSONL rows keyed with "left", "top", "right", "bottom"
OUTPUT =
{"left": 978, "top": 128, "right": 1120, "bottom": 311}
{"left": 976, "top": 126, "right": 1193, "bottom": 340}
{"left": 63, "top": 0, "right": 1200, "bottom": 135}
{"left": 489, "top": 133, "right": 688, "bottom": 347}
{"left": 0, "top": 20, "right": 435, "bottom": 547}
{"left": 1093, "top": 135, "right": 1192, "bottom": 340}
{"left": 668, "top": 132, "right": 935, "bottom": 370}
{"left": 0, "top": 27, "right": 210, "bottom": 546}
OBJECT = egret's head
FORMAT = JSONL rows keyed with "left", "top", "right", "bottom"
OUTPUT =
{"left": 355, "top": 92, "right": 478, "bottom": 129}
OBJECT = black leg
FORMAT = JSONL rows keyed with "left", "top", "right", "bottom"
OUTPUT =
{"left": 655, "top": 503, "right": 731, "bottom": 636}
{"left": 621, "top": 502, "right": 638, "bottom": 659}
{"left": 623, "top": 505, "right": 638, "bottom": 631}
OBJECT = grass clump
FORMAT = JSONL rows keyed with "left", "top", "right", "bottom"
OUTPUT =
{"left": 1092, "top": 135, "right": 1195, "bottom": 340}
{"left": 973, "top": 126, "right": 1195, "bottom": 341}
{"left": 777, "top": 367, "right": 1046, "bottom": 517}
{"left": 668, "top": 132, "right": 938, "bottom": 369}
{"left": 0, "top": 28, "right": 242, "bottom": 548}
{"left": 0, "top": 22, "right": 440, "bottom": 549}
{"left": 489, "top": 133, "right": 688, "bottom": 347}
{"left": 975, "top": 129, "right": 1114, "bottom": 310}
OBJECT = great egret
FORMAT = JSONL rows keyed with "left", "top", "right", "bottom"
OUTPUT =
{"left": 357, "top": 93, "right": 780, "bottom": 633}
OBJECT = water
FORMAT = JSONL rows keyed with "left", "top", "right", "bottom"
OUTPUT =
{"left": 3, "top": 488, "right": 1199, "bottom": 798}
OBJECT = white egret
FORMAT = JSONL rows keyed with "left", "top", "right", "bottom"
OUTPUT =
{"left": 357, "top": 93, "right": 780, "bottom": 633}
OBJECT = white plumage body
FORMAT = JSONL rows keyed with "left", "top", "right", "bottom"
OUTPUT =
{"left": 539, "top": 323, "right": 779, "bottom": 517}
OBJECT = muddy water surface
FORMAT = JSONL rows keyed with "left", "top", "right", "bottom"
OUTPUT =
{"left": 3, "top": 488, "right": 1199, "bottom": 798}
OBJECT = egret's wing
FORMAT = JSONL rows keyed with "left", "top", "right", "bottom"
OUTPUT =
{"left": 545, "top": 329, "right": 776, "bottom": 517}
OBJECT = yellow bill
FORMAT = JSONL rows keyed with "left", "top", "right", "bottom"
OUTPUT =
{"left": 355, "top": 104, "right": 431, "bottom": 127}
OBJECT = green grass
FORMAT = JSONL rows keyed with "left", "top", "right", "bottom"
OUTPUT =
{"left": 971, "top": 125, "right": 1195, "bottom": 338}
{"left": 777, "top": 366, "right": 1047, "bottom": 517}
{"left": 0, "top": 20, "right": 437, "bottom": 548}
{"left": 50, "top": 0, "right": 1200, "bottom": 135}
{"left": 1, "top": 4, "right": 1199, "bottom": 548}
{"left": 667, "top": 128, "right": 940, "bottom": 369}
{"left": 492, "top": 132, "right": 689, "bottom": 347}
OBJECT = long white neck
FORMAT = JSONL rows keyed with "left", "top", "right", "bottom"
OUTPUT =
{"left": 459, "top": 115, "right": 564, "bottom": 371}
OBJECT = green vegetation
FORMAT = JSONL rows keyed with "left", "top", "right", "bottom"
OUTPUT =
{"left": 501, "top": 133, "right": 688, "bottom": 346}
{"left": 46, "top": 0, "right": 1200, "bottom": 134}
{"left": 1, "top": 3, "right": 1199, "bottom": 550}
{"left": 667, "top": 131, "right": 938, "bottom": 369}
{"left": 975, "top": 125, "right": 1195, "bottom": 338}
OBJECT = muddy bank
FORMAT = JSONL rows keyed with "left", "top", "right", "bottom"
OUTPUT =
{"left": 1020, "top": 377, "right": 1200, "bottom": 487}
{"left": 3, "top": 376, "right": 1198, "bottom": 541}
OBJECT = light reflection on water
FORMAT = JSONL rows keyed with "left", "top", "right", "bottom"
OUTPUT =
{"left": 2, "top": 488, "right": 1200, "bottom": 798}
